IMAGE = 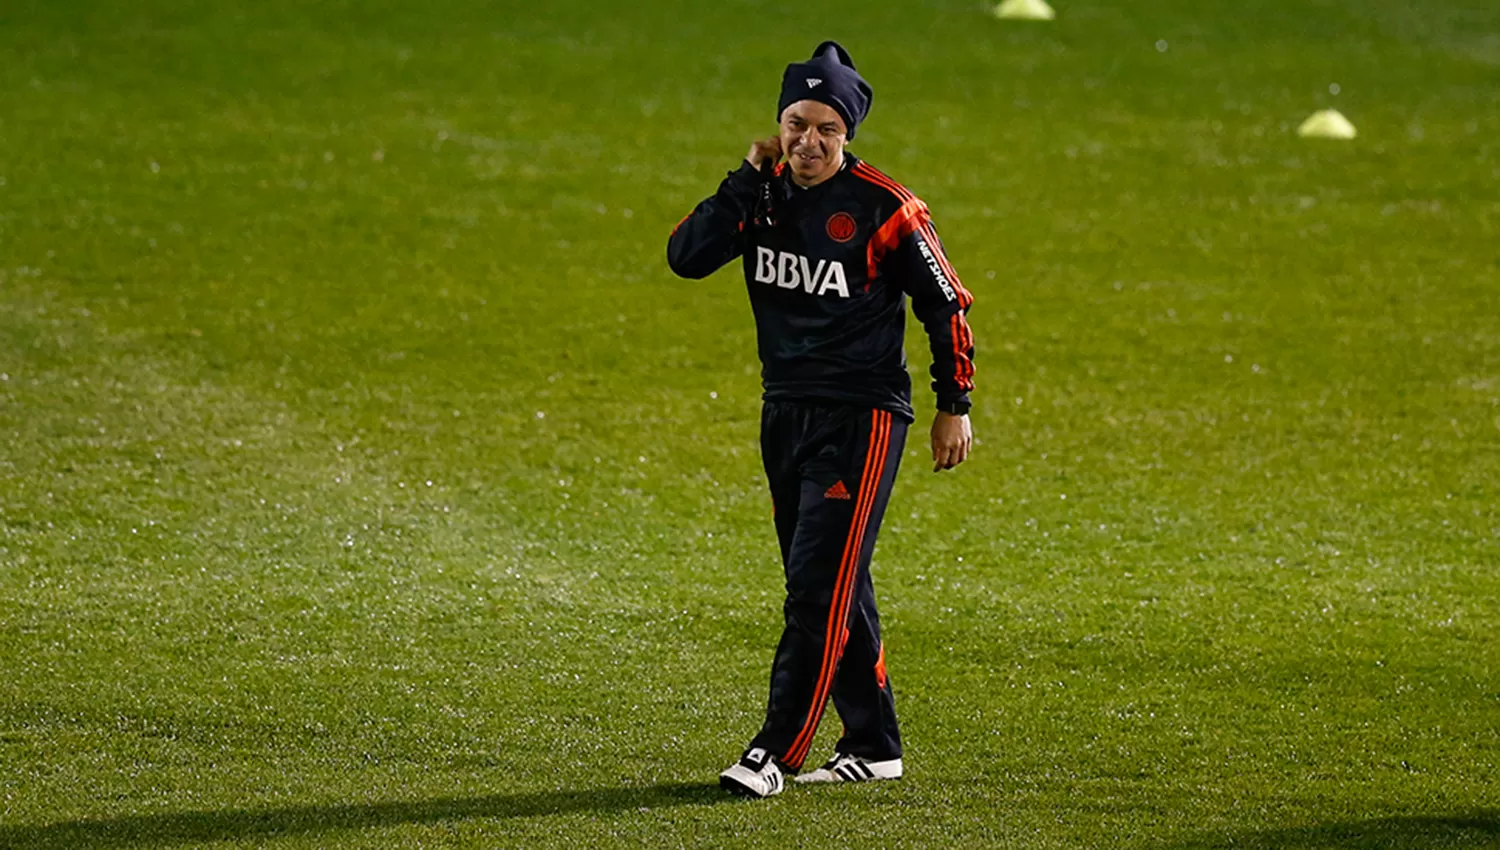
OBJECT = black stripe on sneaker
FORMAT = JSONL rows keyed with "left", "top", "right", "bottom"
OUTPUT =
{"left": 854, "top": 760, "right": 874, "bottom": 780}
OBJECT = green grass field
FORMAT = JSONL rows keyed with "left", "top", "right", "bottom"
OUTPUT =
{"left": 2, "top": 0, "right": 1498, "bottom": 847}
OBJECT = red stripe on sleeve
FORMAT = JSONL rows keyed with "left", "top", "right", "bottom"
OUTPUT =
{"left": 851, "top": 163, "right": 915, "bottom": 203}
{"left": 865, "top": 198, "right": 929, "bottom": 281}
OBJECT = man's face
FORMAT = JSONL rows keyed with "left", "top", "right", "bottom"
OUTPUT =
{"left": 779, "top": 100, "right": 848, "bottom": 187}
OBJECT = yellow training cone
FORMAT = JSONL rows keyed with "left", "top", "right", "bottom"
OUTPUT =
{"left": 1297, "top": 109, "right": 1357, "bottom": 139}
{"left": 995, "top": 0, "right": 1056, "bottom": 20}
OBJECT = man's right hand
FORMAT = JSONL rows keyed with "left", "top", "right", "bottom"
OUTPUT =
{"left": 746, "top": 136, "right": 783, "bottom": 171}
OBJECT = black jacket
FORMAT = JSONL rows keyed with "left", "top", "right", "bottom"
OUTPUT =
{"left": 667, "top": 154, "right": 975, "bottom": 423}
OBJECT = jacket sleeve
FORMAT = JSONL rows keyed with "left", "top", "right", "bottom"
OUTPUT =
{"left": 880, "top": 204, "right": 976, "bottom": 409}
{"left": 666, "top": 162, "right": 762, "bottom": 279}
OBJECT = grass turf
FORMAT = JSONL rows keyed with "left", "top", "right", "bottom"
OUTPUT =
{"left": 1, "top": 0, "right": 1497, "bottom": 847}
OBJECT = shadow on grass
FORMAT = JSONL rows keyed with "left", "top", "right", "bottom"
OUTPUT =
{"left": 0, "top": 782, "right": 727, "bottom": 849}
{"left": 1159, "top": 810, "right": 1500, "bottom": 849}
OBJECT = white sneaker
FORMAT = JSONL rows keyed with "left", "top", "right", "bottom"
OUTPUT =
{"left": 794, "top": 752, "right": 903, "bottom": 784}
{"left": 719, "top": 747, "right": 786, "bottom": 798}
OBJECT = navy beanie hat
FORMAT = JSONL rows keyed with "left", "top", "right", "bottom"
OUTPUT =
{"left": 777, "top": 41, "right": 873, "bottom": 141}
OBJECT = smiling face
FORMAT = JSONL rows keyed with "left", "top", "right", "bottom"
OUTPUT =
{"left": 778, "top": 100, "right": 848, "bottom": 187}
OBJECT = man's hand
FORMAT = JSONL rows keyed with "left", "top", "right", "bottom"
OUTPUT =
{"left": 931, "top": 411, "right": 972, "bottom": 471}
{"left": 746, "top": 136, "right": 783, "bottom": 171}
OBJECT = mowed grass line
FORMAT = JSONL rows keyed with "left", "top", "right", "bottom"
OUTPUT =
{"left": 3, "top": 0, "right": 1499, "bottom": 847}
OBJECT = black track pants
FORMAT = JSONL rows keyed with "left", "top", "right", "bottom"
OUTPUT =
{"left": 750, "top": 400, "right": 907, "bottom": 770}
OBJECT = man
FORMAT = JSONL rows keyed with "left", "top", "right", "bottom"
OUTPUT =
{"left": 666, "top": 40, "right": 976, "bottom": 798}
